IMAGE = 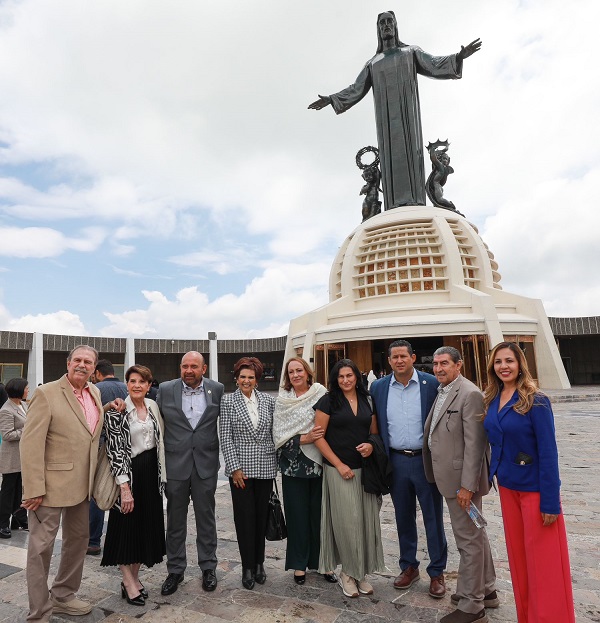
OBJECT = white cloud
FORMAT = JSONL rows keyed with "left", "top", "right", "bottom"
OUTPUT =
{"left": 101, "top": 262, "right": 330, "bottom": 338}
{"left": 169, "top": 245, "right": 262, "bottom": 276}
{"left": 0, "top": 0, "right": 598, "bottom": 337}
{"left": 0, "top": 226, "right": 105, "bottom": 258}
{"left": 482, "top": 169, "right": 600, "bottom": 316}
{"left": 5, "top": 310, "right": 87, "bottom": 335}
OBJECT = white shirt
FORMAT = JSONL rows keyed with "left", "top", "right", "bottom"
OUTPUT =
{"left": 242, "top": 390, "right": 259, "bottom": 429}
{"left": 115, "top": 399, "right": 157, "bottom": 485}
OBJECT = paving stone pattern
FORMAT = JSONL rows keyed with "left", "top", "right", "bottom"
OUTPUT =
{"left": 0, "top": 397, "right": 599, "bottom": 622}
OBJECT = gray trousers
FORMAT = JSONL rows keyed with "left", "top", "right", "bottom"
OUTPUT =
{"left": 446, "top": 493, "right": 496, "bottom": 614}
{"left": 165, "top": 471, "right": 218, "bottom": 573}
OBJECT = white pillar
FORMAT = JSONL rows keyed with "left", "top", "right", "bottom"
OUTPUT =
{"left": 28, "top": 332, "right": 44, "bottom": 387}
{"left": 124, "top": 337, "right": 136, "bottom": 370}
{"left": 208, "top": 333, "right": 218, "bottom": 382}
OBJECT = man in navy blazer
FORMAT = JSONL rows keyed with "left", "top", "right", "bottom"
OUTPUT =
{"left": 370, "top": 340, "right": 447, "bottom": 598}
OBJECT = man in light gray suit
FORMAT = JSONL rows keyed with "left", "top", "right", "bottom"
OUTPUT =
{"left": 157, "top": 351, "right": 224, "bottom": 595}
{"left": 422, "top": 347, "right": 497, "bottom": 623}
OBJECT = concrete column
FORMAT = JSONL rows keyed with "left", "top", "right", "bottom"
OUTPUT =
{"left": 124, "top": 337, "right": 136, "bottom": 370}
{"left": 28, "top": 332, "right": 44, "bottom": 388}
{"left": 208, "top": 333, "right": 218, "bottom": 382}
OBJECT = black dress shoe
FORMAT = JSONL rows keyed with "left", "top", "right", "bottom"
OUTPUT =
{"left": 121, "top": 582, "right": 145, "bottom": 606}
{"left": 138, "top": 582, "right": 148, "bottom": 599}
{"left": 202, "top": 569, "right": 217, "bottom": 592}
{"left": 0, "top": 527, "right": 11, "bottom": 539}
{"left": 255, "top": 564, "right": 266, "bottom": 584}
{"left": 322, "top": 572, "right": 338, "bottom": 583}
{"left": 242, "top": 568, "right": 255, "bottom": 590}
{"left": 161, "top": 572, "right": 184, "bottom": 595}
{"left": 294, "top": 572, "right": 306, "bottom": 585}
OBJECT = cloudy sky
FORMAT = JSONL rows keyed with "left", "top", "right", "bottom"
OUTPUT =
{"left": 0, "top": 0, "right": 598, "bottom": 339}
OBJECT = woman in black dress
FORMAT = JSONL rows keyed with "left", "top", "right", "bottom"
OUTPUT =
{"left": 313, "top": 358, "right": 385, "bottom": 598}
{"left": 101, "top": 365, "right": 166, "bottom": 605}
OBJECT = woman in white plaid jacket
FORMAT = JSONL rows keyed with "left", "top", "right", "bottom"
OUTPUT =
{"left": 219, "top": 357, "right": 276, "bottom": 591}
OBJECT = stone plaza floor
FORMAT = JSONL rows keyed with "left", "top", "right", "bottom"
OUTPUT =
{"left": 0, "top": 394, "right": 599, "bottom": 622}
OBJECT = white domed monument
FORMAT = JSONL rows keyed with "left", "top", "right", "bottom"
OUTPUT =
{"left": 284, "top": 206, "right": 569, "bottom": 389}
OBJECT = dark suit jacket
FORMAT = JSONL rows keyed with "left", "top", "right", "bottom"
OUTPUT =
{"left": 422, "top": 375, "right": 491, "bottom": 499}
{"left": 361, "top": 433, "right": 393, "bottom": 495}
{"left": 370, "top": 370, "right": 438, "bottom": 453}
{"left": 157, "top": 377, "right": 224, "bottom": 480}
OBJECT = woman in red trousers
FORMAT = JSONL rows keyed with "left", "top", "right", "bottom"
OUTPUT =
{"left": 483, "top": 342, "right": 575, "bottom": 623}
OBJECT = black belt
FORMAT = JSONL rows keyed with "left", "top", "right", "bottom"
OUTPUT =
{"left": 390, "top": 448, "right": 422, "bottom": 457}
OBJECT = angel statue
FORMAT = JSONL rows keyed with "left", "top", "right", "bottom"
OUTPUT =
{"left": 426, "top": 140, "right": 458, "bottom": 212}
{"left": 357, "top": 146, "right": 382, "bottom": 222}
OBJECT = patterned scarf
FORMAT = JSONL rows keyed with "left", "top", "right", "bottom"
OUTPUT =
{"left": 273, "top": 382, "right": 327, "bottom": 466}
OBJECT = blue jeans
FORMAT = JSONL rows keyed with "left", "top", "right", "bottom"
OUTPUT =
{"left": 88, "top": 498, "right": 105, "bottom": 547}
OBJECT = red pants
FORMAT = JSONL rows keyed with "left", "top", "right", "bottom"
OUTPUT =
{"left": 499, "top": 486, "right": 575, "bottom": 623}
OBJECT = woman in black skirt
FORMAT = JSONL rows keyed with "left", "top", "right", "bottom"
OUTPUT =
{"left": 101, "top": 365, "right": 166, "bottom": 605}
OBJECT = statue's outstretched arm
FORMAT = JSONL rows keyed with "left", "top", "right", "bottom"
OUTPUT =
{"left": 457, "top": 38, "right": 482, "bottom": 60}
{"left": 308, "top": 94, "right": 332, "bottom": 110}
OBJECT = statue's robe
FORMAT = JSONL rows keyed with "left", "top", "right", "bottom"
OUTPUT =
{"left": 329, "top": 46, "right": 462, "bottom": 209}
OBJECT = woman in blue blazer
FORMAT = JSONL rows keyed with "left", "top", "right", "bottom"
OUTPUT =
{"left": 483, "top": 342, "right": 574, "bottom": 623}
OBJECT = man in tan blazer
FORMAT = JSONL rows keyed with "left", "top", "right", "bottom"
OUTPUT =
{"left": 423, "top": 347, "right": 496, "bottom": 623}
{"left": 20, "top": 345, "right": 104, "bottom": 622}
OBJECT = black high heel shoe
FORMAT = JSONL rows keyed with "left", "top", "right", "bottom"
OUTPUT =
{"left": 121, "top": 582, "right": 145, "bottom": 606}
{"left": 138, "top": 582, "right": 148, "bottom": 599}
{"left": 294, "top": 572, "right": 306, "bottom": 585}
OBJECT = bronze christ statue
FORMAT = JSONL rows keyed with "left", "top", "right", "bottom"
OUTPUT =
{"left": 309, "top": 11, "right": 481, "bottom": 210}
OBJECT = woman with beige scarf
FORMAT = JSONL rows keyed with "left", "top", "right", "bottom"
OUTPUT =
{"left": 273, "top": 358, "right": 337, "bottom": 586}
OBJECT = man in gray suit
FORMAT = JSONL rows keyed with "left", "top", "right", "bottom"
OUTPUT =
{"left": 422, "top": 347, "right": 497, "bottom": 623}
{"left": 157, "top": 351, "right": 224, "bottom": 595}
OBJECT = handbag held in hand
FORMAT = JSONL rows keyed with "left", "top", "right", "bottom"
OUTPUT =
{"left": 265, "top": 480, "right": 287, "bottom": 541}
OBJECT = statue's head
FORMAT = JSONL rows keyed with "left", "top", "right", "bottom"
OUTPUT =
{"left": 362, "top": 167, "right": 375, "bottom": 182}
{"left": 376, "top": 11, "right": 401, "bottom": 53}
{"left": 439, "top": 152, "right": 450, "bottom": 165}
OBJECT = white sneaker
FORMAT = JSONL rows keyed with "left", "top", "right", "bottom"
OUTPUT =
{"left": 357, "top": 577, "right": 374, "bottom": 595}
{"left": 339, "top": 571, "right": 359, "bottom": 597}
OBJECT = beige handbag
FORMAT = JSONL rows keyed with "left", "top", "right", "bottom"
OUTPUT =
{"left": 92, "top": 444, "right": 119, "bottom": 511}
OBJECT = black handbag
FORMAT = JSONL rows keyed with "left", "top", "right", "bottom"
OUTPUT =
{"left": 265, "top": 481, "right": 287, "bottom": 541}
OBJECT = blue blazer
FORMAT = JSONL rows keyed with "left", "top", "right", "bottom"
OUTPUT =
{"left": 370, "top": 371, "right": 438, "bottom": 454}
{"left": 484, "top": 392, "right": 561, "bottom": 514}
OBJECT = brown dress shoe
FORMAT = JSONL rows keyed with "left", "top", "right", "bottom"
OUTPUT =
{"left": 429, "top": 573, "right": 446, "bottom": 598}
{"left": 393, "top": 566, "right": 420, "bottom": 589}
{"left": 440, "top": 608, "right": 488, "bottom": 623}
